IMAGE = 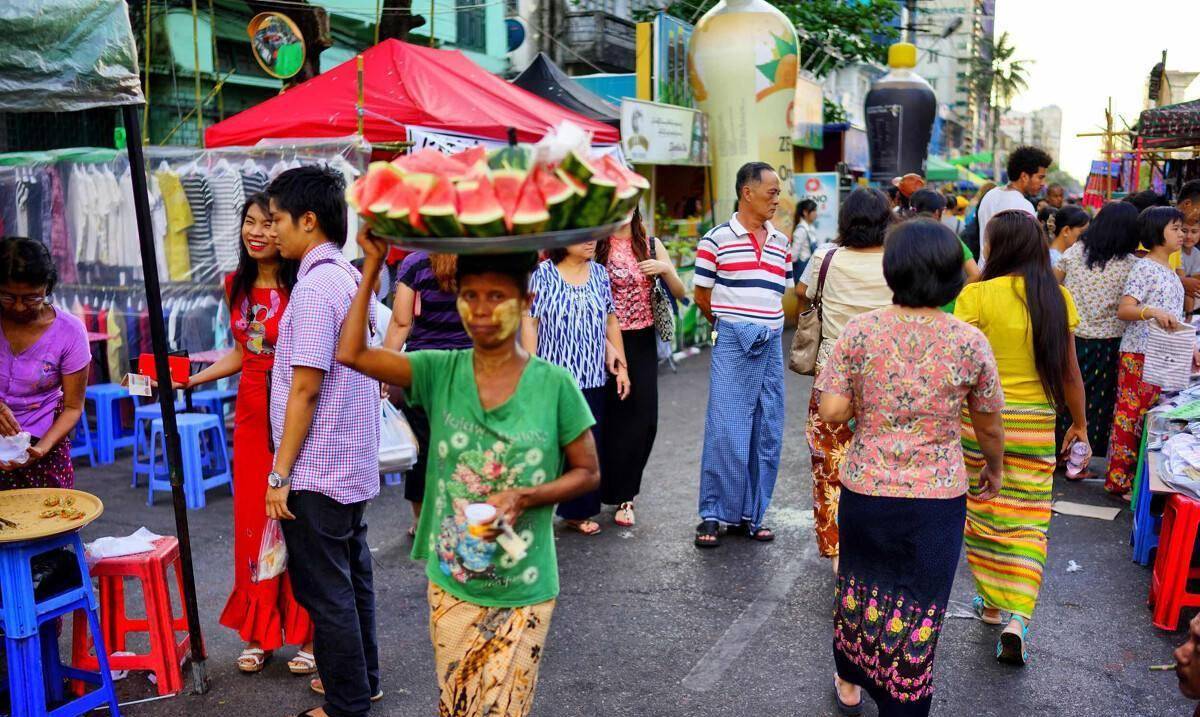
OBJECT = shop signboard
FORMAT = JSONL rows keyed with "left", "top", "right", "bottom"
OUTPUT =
{"left": 794, "top": 172, "right": 839, "bottom": 247}
{"left": 621, "top": 98, "right": 709, "bottom": 166}
{"left": 791, "top": 73, "right": 824, "bottom": 150}
{"left": 653, "top": 13, "right": 695, "bottom": 107}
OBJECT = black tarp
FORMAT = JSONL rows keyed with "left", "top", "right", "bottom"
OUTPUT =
{"left": 511, "top": 53, "right": 621, "bottom": 129}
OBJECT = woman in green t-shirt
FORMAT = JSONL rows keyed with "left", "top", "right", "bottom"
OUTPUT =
{"left": 338, "top": 230, "right": 600, "bottom": 717}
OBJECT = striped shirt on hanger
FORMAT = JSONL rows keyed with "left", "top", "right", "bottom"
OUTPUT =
{"left": 694, "top": 213, "right": 793, "bottom": 329}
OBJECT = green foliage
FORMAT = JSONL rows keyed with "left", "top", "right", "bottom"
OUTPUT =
{"left": 823, "top": 97, "right": 846, "bottom": 124}
{"left": 644, "top": 0, "right": 901, "bottom": 76}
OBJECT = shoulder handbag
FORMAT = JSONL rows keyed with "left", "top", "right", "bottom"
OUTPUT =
{"left": 648, "top": 239, "right": 676, "bottom": 343}
{"left": 788, "top": 248, "right": 837, "bottom": 376}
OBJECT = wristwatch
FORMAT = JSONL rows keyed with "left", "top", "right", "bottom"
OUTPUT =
{"left": 267, "top": 471, "right": 290, "bottom": 489}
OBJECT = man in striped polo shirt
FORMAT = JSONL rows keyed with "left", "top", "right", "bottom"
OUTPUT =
{"left": 693, "top": 161, "right": 794, "bottom": 548}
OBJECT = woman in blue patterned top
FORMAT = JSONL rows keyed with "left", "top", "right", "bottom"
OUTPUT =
{"left": 522, "top": 240, "right": 630, "bottom": 535}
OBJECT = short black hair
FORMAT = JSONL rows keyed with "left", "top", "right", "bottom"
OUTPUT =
{"left": 734, "top": 162, "right": 776, "bottom": 205}
{"left": 1125, "top": 190, "right": 1167, "bottom": 212}
{"left": 798, "top": 198, "right": 818, "bottom": 214}
{"left": 267, "top": 165, "right": 348, "bottom": 247}
{"left": 837, "top": 187, "right": 893, "bottom": 249}
{"left": 910, "top": 188, "right": 945, "bottom": 215}
{"left": 1139, "top": 206, "right": 1185, "bottom": 248}
{"left": 1007, "top": 146, "right": 1053, "bottom": 182}
{"left": 945, "top": 195, "right": 958, "bottom": 211}
{"left": 1047, "top": 183, "right": 1065, "bottom": 194}
{"left": 884, "top": 219, "right": 964, "bottom": 308}
{"left": 1178, "top": 180, "right": 1200, "bottom": 205}
{"left": 0, "top": 236, "right": 58, "bottom": 294}
{"left": 456, "top": 252, "right": 538, "bottom": 297}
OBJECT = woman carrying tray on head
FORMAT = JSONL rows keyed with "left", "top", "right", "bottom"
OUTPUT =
{"left": 337, "top": 229, "right": 600, "bottom": 717}
{"left": 182, "top": 194, "right": 315, "bottom": 677}
{"left": 0, "top": 237, "right": 90, "bottom": 490}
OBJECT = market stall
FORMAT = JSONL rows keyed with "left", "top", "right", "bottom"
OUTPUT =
{"left": 204, "top": 39, "right": 620, "bottom": 150}
{"left": 511, "top": 53, "right": 621, "bottom": 129}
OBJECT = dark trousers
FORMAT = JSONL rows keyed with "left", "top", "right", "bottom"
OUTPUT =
{"left": 556, "top": 386, "right": 605, "bottom": 520}
{"left": 600, "top": 327, "right": 659, "bottom": 504}
{"left": 280, "top": 491, "right": 380, "bottom": 717}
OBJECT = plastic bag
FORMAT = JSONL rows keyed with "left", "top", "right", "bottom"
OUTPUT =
{"left": 379, "top": 399, "right": 418, "bottom": 473}
{"left": 253, "top": 519, "right": 287, "bottom": 583}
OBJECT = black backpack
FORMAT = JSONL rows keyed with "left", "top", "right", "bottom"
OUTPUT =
{"left": 961, "top": 215, "right": 982, "bottom": 261}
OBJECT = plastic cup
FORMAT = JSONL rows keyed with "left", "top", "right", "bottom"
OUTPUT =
{"left": 464, "top": 503, "right": 497, "bottom": 537}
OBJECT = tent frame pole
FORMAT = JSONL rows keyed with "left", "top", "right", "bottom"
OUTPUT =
{"left": 120, "top": 103, "right": 210, "bottom": 695}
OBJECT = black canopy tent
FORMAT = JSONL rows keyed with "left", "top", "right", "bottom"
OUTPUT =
{"left": 0, "top": 0, "right": 208, "bottom": 693}
{"left": 511, "top": 53, "right": 621, "bottom": 129}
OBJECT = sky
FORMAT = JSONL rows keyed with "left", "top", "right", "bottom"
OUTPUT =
{"left": 995, "top": 0, "right": 1200, "bottom": 183}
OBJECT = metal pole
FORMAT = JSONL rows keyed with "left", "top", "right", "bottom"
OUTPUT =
{"left": 120, "top": 104, "right": 210, "bottom": 695}
{"left": 357, "top": 55, "right": 365, "bottom": 137}
{"left": 191, "top": 0, "right": 203, "bottom": 145}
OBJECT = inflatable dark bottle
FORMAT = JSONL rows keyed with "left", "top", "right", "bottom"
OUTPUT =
{"left": 865, "top": 43, "right": 936, "bottom": 183}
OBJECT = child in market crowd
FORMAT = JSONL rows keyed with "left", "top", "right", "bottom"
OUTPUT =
{"left": 1048, "top": 205, "right": 1089, "bottom": 268}
{"left": 1179, "top": 221, "right": 1200, "bottom": 279}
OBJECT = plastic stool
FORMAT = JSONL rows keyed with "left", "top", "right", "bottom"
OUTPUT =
{"left": 1149, "top": 494, "right": 1200, "bottom": 630}
{"left": 190, "top": 388, "right": 237, "bottom": 444}
{"left": 383, "top": 472, "right": 405, "bottom": 487}
{"left": 70, "top": 404, "right": 95, "bottom": 466}
{"left": 84, "top": 383, "right": 135, "bottom": 464}
{"left": 147, "top": 414, "right": 232, "bottom": 509}
{"left": 131, "top": 402, "right": 187, "bottom": 488}
{"left": 71, "top": 537, "right": 193, "bottom": 696}
{"left": 0, "top": 532, "right": 121, "bottom": 716}
{"left": 1131, "top": 430, "right": 1162, "bottom": 565}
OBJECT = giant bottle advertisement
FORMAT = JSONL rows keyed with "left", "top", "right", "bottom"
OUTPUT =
{"left": 688, "top": 0, "right": 799, "bottom": 235}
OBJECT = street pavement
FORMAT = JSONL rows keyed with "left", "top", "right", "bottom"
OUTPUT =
{"left": 66, "top": 340, "right": 1192, "bottom": 717}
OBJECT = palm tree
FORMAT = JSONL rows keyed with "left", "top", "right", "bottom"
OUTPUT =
{"left": 971, "top": 32, "right": 1030, "bottom": 180}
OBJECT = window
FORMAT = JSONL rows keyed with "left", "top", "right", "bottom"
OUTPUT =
{"left": 456, "top": 0, "right": 487, "bottom": 52}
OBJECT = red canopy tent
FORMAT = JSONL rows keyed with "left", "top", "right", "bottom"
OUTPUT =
{"left": 205, "top": 39, "right": 619, "bottom": 147}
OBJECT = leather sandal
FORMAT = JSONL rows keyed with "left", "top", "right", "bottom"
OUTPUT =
{"left": 694, "top": 520, "right": 720, "bottom": 548}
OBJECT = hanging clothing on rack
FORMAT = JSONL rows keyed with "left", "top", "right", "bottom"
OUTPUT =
{"left": 44, "top": 167, "right": 77, "bottom": 284}
{"left": 181, "top": 169, "right": 219, "bottom": 283}
{"left": 240, "top": 159, "right": 269, "bottom": 201}
{"left": 208, "top": 160, "right": 246, "bottom": 272}
{"left": 156, "top": 167, "right": 194, "bottom": 281}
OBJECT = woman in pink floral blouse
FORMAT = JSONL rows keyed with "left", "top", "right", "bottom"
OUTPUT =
{"left": 815, "top": 219, "right": 1007, "bottom": 717}
{"left": 594, "top": 207, "right": 685, "bottom": 527}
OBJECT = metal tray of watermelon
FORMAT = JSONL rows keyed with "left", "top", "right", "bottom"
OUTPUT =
{"left": 377, "top": 222, "right": 625, "bottom": 255}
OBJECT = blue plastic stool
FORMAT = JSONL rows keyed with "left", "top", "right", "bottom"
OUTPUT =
{"left": 383, "top": 472, "right": 405, "bottom": 487}
{"left": 83, "top": 383, "right": 135, "bottom": 464}
{"left": 131, "top": 402, "right": 187, "bottom": 488}
{"left": 191, "top": 388, "right": 237, "bottom": 446}
{"left": 69, "top": 405, "right": 95, "bottom": 467}
{"left": 1132, "top": 437, "right": 1161, "bottom": 566}
{"left": 147, "top": 414, "right": 232, "bottom": 509}
{"left": 0, "top": 532, "right": 121, "bottom": 717}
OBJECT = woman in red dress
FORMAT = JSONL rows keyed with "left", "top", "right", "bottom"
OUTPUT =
{"left": 185, "top": 194, "right": 314, "bottom": 675}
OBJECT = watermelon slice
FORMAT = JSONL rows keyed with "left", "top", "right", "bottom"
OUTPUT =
{"left": 532, "top": 166, "right": 579, "bottom": 231}
{"left": 560, "top": 148, "right": 600, "bottom": 184}
{"left": 392, "top": 148, "right": 462, "bottom": 177}
{"left": 381, "top": 175, "right": 430, "bottom": 237}
{"left": 456, "top": 177, "right": 507, "bottom": 238}
{"left": 488, "top": 144, "right": 533, "bottom": 171}
{"left": 350, "top": 162, "right": 403, "bottom": 218}
{"left": 418, "top": 176, "right": 464, "bottom": 238}
{"left": 491, "top": 169, "right": 527, "bottom": 231}
{"left": 452, "top": 145, "right": 487, "bottom": 172}
{"left": 573, "top": 170, "right": 618, "bottom": 228}
{"left": 601, "top": 154, "right": 650, "bottom": 191}
{"left": 512, "top": 176, "right": 550, "bottom": 235}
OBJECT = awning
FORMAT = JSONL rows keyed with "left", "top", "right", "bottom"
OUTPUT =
{"left": 0, "top": 0, "right": 143, "bottom": 112}
{"left": 949, "top": 151, "right": 992, "bottom": 166}
{"left": 925, "top": 156, "right": 958, "bottom": 181}
{"left": 1137, "top": 99, "right": 1200, "bottom": 149}
{"left": 511, "top": 53, "right": 621, "bottom": 128}
{"left": 205, "top": 39, "right": 619, "bottom": 147}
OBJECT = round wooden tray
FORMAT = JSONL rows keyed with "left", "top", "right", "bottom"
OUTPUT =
{"left": 0, "top": 488, "right": 104, "bottom": 543}
{"left": 376, "top": 222, "right": 623, "bottom": 255}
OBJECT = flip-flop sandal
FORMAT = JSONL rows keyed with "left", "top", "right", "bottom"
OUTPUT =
{"left": 729, "top": 522, "right": 774, "bottom": 542}
{"left": 833, "top": 675, "right": 864, "bottom": 716}
{"left": 614, "top": 502, "right": 635, "bottom": 527}
{"left": 972, "top": 596, "right": 1003, "bottom": 625}
{"left": 237, "top": 647, "right": 269, "bottom": 673}
{"left": 996, "top": 615, "right": 1030, "bottom": 666}
{"left": 288, "top": 649, "right": 317, "bottom": 675}
{"left": 564, "top": 520, "right": 602, "bottom": 536}
{"left": 694, "top": 520, "right": 720, "bottom": 548}
{"left": 310, "top": 677, "right": 383, "bottom": 702}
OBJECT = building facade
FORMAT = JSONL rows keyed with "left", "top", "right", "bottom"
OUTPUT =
{"left": 1000, "top": 105, "right": 1063, "bottom": 162}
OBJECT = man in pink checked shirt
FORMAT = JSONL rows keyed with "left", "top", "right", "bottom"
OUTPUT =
{"left": 264, "top": 167, "right": 381, "bottom": 717}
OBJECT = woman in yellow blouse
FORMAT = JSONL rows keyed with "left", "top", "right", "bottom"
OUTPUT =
{"left": 954, "top": 210, "right": 1088, "bottom": 667}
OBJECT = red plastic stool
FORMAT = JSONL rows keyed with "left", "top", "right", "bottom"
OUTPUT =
{"left": 1149, "top": 494, "right": 1200, "bottom": 630}
{"left": 71, "top": 537, "right": 197, "bottom": 695}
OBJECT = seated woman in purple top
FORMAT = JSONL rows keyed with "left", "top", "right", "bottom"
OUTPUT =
{"left": 0, "top": 237, "right": 91, "bottom": 488}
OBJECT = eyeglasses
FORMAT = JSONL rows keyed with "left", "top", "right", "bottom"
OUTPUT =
{"left": 0, "top": 292, "right": 47, "bottom": 307}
